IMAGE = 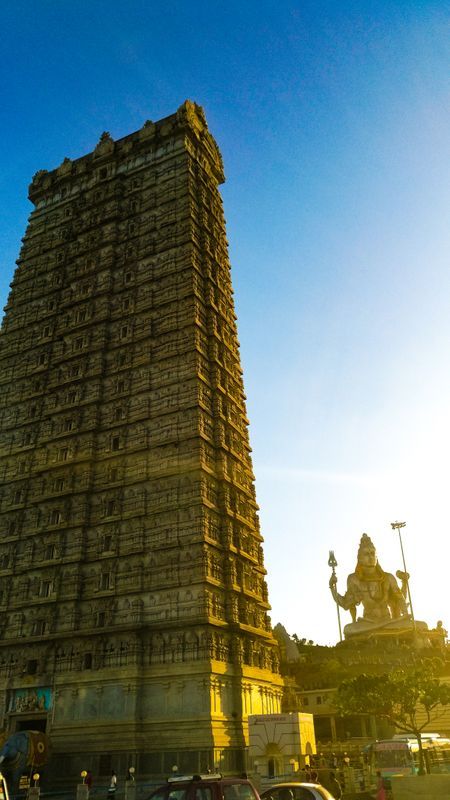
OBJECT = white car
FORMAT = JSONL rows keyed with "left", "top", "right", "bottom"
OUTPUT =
{"left": 260, "top": 782, "right": 338, "bottom": 800}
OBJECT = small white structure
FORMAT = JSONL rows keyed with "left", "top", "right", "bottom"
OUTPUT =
{"left": 248, "top": 712, "right": 316, "bottom": 778}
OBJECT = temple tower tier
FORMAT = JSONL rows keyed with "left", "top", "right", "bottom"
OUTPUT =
{"left": 0, "top": 101, "right": 282, "bottom": 782}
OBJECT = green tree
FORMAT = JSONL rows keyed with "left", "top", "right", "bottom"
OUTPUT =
{"left": 334, "top": 666, "right": 450, "bottom": 774}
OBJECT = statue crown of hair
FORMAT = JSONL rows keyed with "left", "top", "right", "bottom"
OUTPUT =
{"left": 358, "top": 533, "right": 375, "bottom": 557}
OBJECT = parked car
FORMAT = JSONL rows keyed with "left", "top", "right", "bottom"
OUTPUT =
{"left": 260, "top": 782, "right": 337, "bottom": 800}
{"left": 147, "top": 773, "right": 260, "bottom": 800}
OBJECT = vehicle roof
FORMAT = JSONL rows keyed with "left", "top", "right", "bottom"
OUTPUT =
{"left": 150, "top": 776, "right": 255, "bottom": 791}
{"left": 168, "top": 778, "right": 252, "bottom": 784}
{"left": 261, "top": 784, "right": 322, "bottom": 789}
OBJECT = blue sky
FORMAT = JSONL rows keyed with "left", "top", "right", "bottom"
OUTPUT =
{"left": 1, "top": 1, "right": 449, "bottom": 643}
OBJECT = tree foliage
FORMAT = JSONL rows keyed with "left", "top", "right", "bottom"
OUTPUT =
{"left": 334, "top": 665, "right": 450, "bottom": 773}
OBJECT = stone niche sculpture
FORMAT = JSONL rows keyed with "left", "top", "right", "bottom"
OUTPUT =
{"left": 329, "top": 533, "right": 428, "bottom": 640}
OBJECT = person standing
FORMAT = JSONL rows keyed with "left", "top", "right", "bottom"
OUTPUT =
{"left": 108, "top": 771, "right": 117, "bottom": 799}
{"left": 376, "top": 771, "right": 386, "bottom": 800}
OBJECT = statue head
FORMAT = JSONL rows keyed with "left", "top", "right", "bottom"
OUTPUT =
{"left": 357, "top": 533, "right": 377, "bottom": 568}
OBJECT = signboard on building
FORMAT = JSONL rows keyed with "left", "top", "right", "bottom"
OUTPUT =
{"left": 8, "top": 687, "right": 52, "bottom": 713}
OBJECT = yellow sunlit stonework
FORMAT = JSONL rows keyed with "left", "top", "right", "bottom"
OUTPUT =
{"left": 0, "top": 101, "right": 283, "bottom": 782}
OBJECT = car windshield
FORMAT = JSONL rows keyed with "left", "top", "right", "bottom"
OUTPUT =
{"left": 150, "top": 790, "right": 188, "bottom": 800}
{"left": 314, "top": 789, "right": 336, "bottom": 800}
{"left": 262, "top": 785, "right": 336, "bottom": 800}
{"left": 374, "top": 749, "right": 411, "bottom": 768}
{"left": 168, "top": 791, "right": 189, "bottom": 800}
{"left": 223, "top": 786, "right": 258, "bottom": 800}
{"left": 262, "top": 788, "right": 315, "bottom": 800}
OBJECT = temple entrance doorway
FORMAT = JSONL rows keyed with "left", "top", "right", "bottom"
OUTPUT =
{"left": 265, "top": 744, "right": 283, "bottom": 778}
{"left": 12, "top": 717, "right": 47, "bottom": 733}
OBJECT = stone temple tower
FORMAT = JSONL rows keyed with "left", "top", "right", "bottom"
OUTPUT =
{"left": 0, "top": 101, "right": 282, "bottom": 782}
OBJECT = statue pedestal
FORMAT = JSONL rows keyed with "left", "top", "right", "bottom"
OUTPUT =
{"left": 343, "top": 617, "right": 429, "bottom": 644}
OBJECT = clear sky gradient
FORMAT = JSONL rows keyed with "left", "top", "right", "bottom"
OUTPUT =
{"left": 1, "top": 1, "right": 449, "bottom": 643}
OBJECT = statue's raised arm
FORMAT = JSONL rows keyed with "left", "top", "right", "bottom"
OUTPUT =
{"left": 329, "top": 571, "right": 358, "bottom": 623}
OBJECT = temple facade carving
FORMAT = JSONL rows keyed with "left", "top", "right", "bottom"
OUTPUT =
{"left": 0, "top": 100, "right": 283, "bottom": 781}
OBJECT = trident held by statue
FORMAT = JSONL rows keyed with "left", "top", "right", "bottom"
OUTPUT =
{"left": 328, "top": 550, "right": 343, "bottom": 642}
{"left": 391, "top": 520, "right": 416, "bottom": 632}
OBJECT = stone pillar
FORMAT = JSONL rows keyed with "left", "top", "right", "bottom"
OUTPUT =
{"left": 125, "top": 783, "right": 137, "bottom": 800}
{"left": 360, "top": 716, "right": 367, "bottom": 737}
{"left": 342, "top": 765, "right": 356, "bottom": 794}
{"left": 330, "top": 716, "right": 337, "bottom": 742}
{"left": 76, "top": 785, "right": 89, "bottom": 800}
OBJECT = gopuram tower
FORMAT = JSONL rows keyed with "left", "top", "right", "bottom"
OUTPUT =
{"left": 0, "top": 101, "right": 282, "bottom": 780}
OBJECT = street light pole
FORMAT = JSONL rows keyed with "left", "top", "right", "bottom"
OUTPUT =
{"left": 391, "top": 521, "right": 416, "bottom": 631}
